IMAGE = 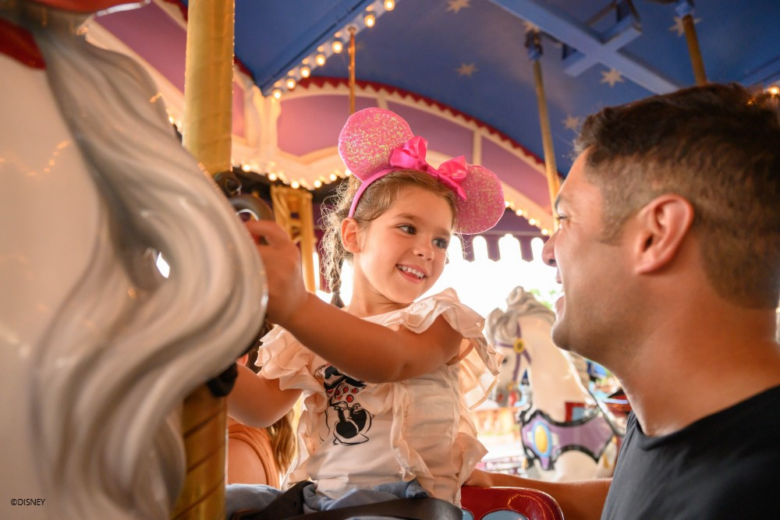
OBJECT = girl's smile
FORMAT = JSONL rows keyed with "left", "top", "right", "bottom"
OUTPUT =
{"left": 396, "top": 264, "right": 428, "bottom": 282}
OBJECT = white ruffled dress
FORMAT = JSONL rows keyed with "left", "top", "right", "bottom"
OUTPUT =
{"left": 256, "top": 288, "right": 501, "bottom": 505}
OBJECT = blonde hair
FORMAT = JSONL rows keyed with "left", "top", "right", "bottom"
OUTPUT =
{"left": 267, "top": 411, "right": 296, "bottom": 473}
{"left": 320, "top": 170, "right": 458, "bottom": 303}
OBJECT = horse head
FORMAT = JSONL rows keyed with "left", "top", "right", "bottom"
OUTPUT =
{"left": 486, "top": 287, "right": 555, "bottom": 407}
{"left": 1, "top": 3, "right": 265, "bottom": 518}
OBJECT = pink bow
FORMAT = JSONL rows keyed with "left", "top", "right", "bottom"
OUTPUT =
{"left": 389, "top": 136, "right": 468, "bottom": 200}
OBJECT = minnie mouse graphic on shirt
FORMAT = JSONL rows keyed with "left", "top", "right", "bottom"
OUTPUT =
{"left": 315, "top": 365, "right": 373, "bottom": 445}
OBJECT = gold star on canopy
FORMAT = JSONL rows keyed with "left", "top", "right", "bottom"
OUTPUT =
{"left": 600, "top": 68, "right": 625, "bottom": 88}
{"left": 457, "top": 63, "right": 478, "bottom": 77}
{"left": 669, "top": 15, "right": 702, "bottom": 37}
{"left": 563, "top": 115, "right": 582, "bottom": 131}
{"left": 523, "top": 20, "right": 540, "bottom": 33}
{"left": 447, "top": 0, "right": 471, "bottom": 14}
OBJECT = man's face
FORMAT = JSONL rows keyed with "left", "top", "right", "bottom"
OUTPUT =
{"left": 541, "top": 151, "right": 635, "bottom": 363}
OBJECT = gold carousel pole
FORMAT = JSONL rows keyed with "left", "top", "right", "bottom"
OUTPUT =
{"left": 526, "top": 30, "right": 561, "bottom": 221}
{"left": 677, "top": 0, "right": 707, "bottom": 85}
{"left": 348, "top": 25, "right": 357, "bottom": 115}
{"left": 172, "top": 0, "right": 234, "bottom": 519}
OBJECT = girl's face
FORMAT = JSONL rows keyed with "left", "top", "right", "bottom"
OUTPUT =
{"left": 348, "top": 185, "right": 454, "bottom": 311}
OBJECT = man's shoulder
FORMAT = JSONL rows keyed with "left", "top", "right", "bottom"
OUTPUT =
{"left": 603, "top": 386, "right": 780, "bottom": 519}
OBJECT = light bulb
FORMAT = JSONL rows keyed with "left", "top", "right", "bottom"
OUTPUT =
{"left": 315, "top": 54, "right": 326, "bottom": 66}
{"left": 541, "top": 229, "right": 550, "bottom": 236}
{"left": 384, "top": 0, "right": 395, "bottom": 11}
{"left": 291, "top": 181, "right": 300, "bottom": 189}
{"left": 769, "top": 85, "right": 780, "bottom": 96}
{"left": 330, "top": 173, "right": 338, "bottom": 181}
{"left": 314, "top": 180, "right": 322, "bottom": 188}
{"left": 528, "top": 218, "right": 537, "bottom": 226}
{"left": 515, "top": 209, "right": 524, "bottom": 217}
{"left": 242, "top": 164, "right": 251, "bottom": 172}
{"left": 300, "top": 66, "right": 311, "bottom": 78}
{"left": 268, "top": 173, "right": 278, "bottom": 181}
{"left": 332, "top": 40, "right": 343, "bottom": 54}
{"left": 365, "top": 14, "right": 376, "bottom": 27}
{"left": 272, "top": 89, "right": 282, "bottom": 100}
{"left": 286, "top": 78, "right": 296, "bottom": 90}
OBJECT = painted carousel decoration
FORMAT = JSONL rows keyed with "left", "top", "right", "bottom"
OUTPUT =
{"left": 486, "top": 287, "right": 620, "bottom": 481}
{"left": 0, "top": 1, "right": 266, "bottom": 519}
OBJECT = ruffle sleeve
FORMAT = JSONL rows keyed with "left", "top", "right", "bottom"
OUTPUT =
{"left": 255, "top": 326, "right": 322, "bottom": 394}
{"left": 378, "top": 288, "right": 503, "bottom": 409}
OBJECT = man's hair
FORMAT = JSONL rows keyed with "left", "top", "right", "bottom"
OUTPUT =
{"left": 575, "top": 83, "right": 780, "bottom": 308}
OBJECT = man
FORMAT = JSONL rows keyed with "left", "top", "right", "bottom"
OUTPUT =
{"left": 467, "top": 83, "right": 780, "bottom": 519}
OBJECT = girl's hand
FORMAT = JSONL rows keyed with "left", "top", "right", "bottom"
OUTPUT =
{"left": 244, "top": 220, "right": 309, "bottom": 326}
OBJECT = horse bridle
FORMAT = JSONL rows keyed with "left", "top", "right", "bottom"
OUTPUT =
{"left": 495, "top": 322, "right": 532, "bottom": 382}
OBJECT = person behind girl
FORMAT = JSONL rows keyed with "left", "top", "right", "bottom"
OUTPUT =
{"left": 227, "top": 108, "right": 506, "bottom": 515}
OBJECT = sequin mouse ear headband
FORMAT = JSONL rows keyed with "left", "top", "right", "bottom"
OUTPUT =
{"left": 338, "top": 108, "right": 505, "bottom": 234}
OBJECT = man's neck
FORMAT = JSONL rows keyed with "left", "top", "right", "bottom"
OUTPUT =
{"left": 616, "top": 305, "right": 780, "bottom": 437}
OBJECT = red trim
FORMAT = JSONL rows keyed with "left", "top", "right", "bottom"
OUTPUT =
{"left": 461, "top": 486, "right": 564, "bottom": 520}
{"left": 0, "top": 19, "right": 45, "bottom": 69}
{"left": 159, "top": 0, "right": 254, "bottom": 79}
{"left": 300, "top": 76, "right": 545, "bottom": 168}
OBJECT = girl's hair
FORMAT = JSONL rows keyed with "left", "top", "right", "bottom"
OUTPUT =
{"left": 320, "top": 169, "right": 458, "bottom": 304}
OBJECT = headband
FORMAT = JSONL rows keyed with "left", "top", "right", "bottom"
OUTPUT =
{"left": 338, "top": 108, "right": 505, "bottom": 234}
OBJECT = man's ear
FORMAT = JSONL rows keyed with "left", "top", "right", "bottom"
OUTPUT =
{"left": 341, "top": 217, "right": 361, "bottom": 254}
{"left": 633, "top": 194, "right": 694, "bottom": 274}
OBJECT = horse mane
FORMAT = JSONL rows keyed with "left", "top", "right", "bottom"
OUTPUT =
{"left": 28, "top": 10, "right": 265, "bottom": 518}
{"left": 486, "top": 286, "right": 555, "bottom": 346}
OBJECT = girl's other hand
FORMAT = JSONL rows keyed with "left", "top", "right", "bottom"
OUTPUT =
{"left": 244, "top": 220, "right": 308, "bottom": 326}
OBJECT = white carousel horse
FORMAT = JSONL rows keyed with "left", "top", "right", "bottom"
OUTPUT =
{"left": 0, "top": 4, "right": 265, "bottom": 519}
{"left": 486, "top": 287, "right": 618, "bottom": 482}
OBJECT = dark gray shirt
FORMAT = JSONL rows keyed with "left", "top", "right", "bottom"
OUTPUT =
{"left": 603, "top": 385, "right": 780, "bottom": 519}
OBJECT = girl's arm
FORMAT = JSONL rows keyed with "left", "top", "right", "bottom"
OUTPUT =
{"left": 228, "top": 363, "right": 301, "bottom": 428}
{"left": 287, "top": 292, "right": 463, "bottom": 383}
{"left": 245, "top": 220, "right": 463, "bottom": 383}
{"left": 466, "top": 469, "right": 611, "bottom": 520}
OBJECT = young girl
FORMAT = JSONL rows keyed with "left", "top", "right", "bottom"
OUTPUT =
{"left": 228, "top": 108, "right": 505, "bottom": 514}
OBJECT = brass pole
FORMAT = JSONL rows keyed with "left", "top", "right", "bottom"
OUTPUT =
{"left": 682, "top": 14, "right": 707, "bottom": 85}
{"left": 175, "top": 0, "right": 234, "bottom": 518}
{"left": 348, "top": 26, "right": 357, "bottom": 115}
{"left": 527, "top": 32, "right": 560, "bottom": 220}
{"left": 182, "top": 0, "right": 234, "bottom": 175}
{"left": 270, "top": 186, "right": 317, "bottom": 292}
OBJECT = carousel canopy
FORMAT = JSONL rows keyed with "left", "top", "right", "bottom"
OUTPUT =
{"left": 92, "top": 0, "right": 780, "bottom": 237}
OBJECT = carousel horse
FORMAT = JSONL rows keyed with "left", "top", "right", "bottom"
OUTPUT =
{"left": 486, "top": 287, "right": 618, "bottom": 482}
{"left": 0, "top": 3, "right": 266, "bottom": 519}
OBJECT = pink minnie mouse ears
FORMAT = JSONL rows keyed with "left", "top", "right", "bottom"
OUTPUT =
{"left": 338, "top": 108, "right": 505, "bottom": 235}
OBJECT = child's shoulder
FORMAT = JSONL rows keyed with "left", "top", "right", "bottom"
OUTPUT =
{"left": 381, "top": 288, "right": 486, "bottom": 338}
{"left": 413, "top": 288, "right": 480, "bottom": 319}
